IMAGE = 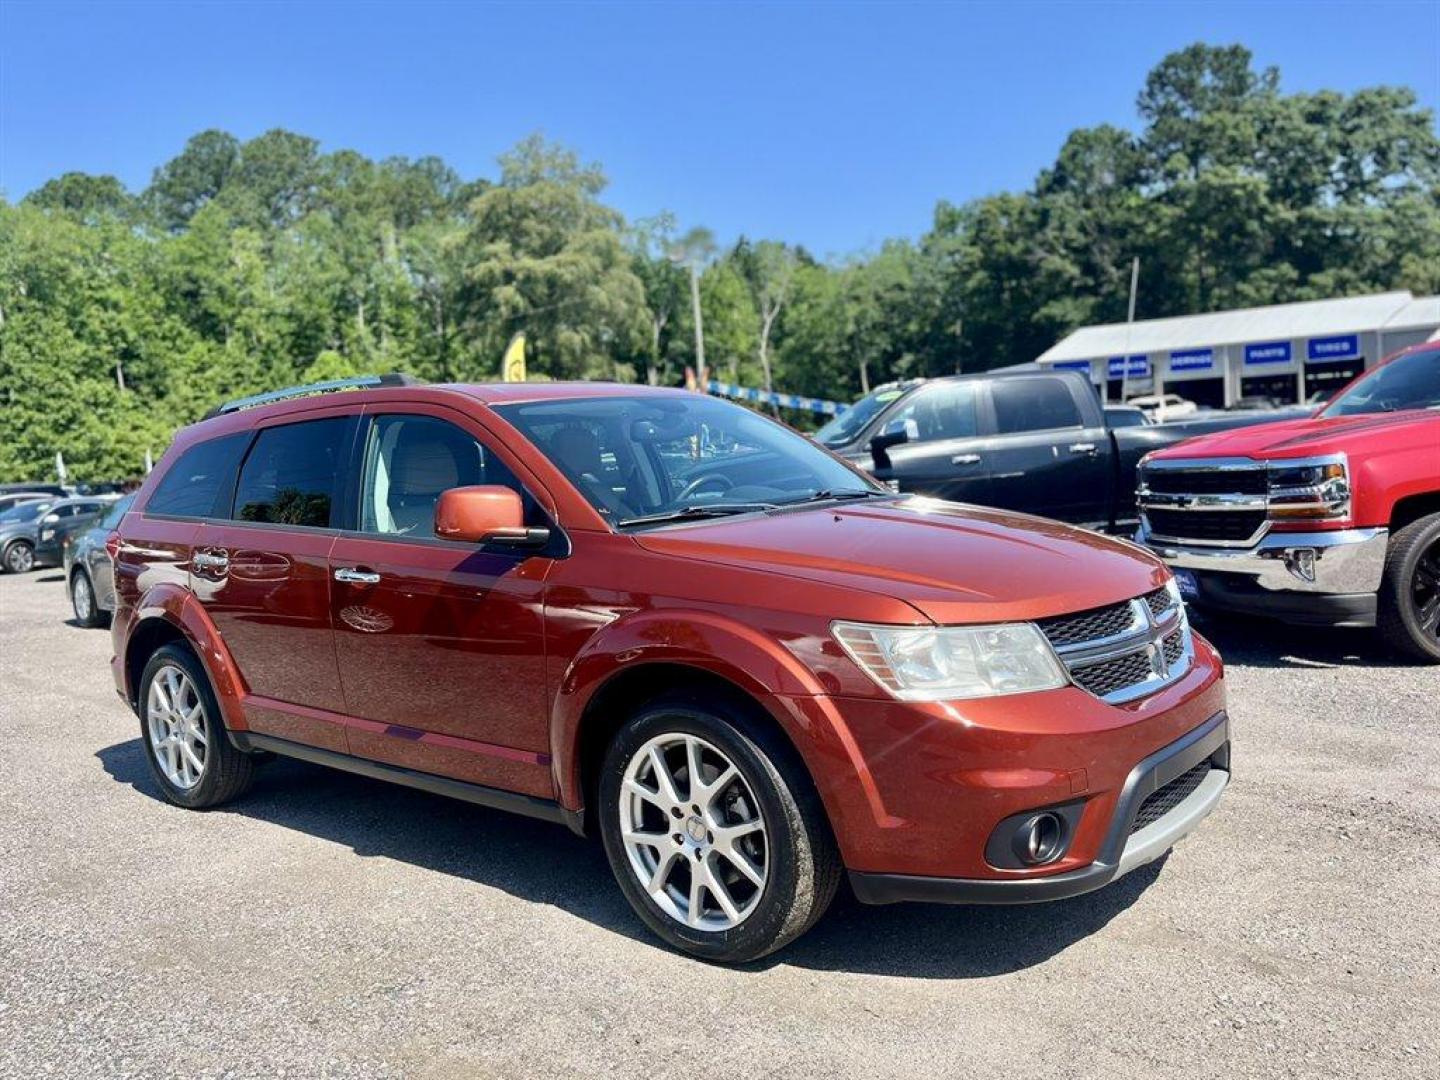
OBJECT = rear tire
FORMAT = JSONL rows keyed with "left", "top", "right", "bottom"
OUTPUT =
{"left": 138, "top": 644, "right": 255, "bottom": 808}
{"left": 2, "top": 540, "right": 34, "bottom": 574}
{"left": 70, "top": 569, "right": 105, "bottom": 628}
{"left": 1377, "top": 513, "right": 1440, "bottom": 663}
{"left": 598, "top": 691, "right": 840, "bottom": 964}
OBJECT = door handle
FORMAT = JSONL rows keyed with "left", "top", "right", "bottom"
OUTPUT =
{"left": 192, "top": 550, "right": 229, "bottom": 571}
{"left": 334, "top": 567, "right": 381, "bottom": 585}
{"left": 1068, "top": 443, "right": 1098, "bottom": 456}
{"left": 951, "top": 453, "right": 982, "bottom": 465}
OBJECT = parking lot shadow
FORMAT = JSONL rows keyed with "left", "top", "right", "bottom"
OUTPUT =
{"left": 1191, "top": 611, "right": 1409, "bottom": 669}
{"left": 96, "top": 736, "right": 1161, "bottom": 978}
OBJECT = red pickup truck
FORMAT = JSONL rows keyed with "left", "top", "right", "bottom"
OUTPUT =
{"left": 1137, "top": 342, "right": 1440, "bottom": 661}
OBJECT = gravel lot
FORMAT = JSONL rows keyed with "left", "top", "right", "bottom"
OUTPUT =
{"left": 1, "top": 568, "right": 1436, "bottom": 1079}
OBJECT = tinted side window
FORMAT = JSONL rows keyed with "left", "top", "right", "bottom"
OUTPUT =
{"left": 992, "top": 380, "right": 1083, "bottom": 434}
{"left": 147, "top": 433, "right": 250, "bottom": 518}
{"left": 892, "top": 383, "right": 980, "bottom": 442}
{"left": 359, "top": 414, "right": 541, "bottom": 536}
{"left": 233, "top": 418, "right": 352, "bottom": 528}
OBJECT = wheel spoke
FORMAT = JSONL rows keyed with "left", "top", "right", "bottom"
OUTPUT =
{"left": 687, "top": 868, "right": 706, "bottom": 927}
{"left": 1418, "top": 593, "right": 1440, "bottom": 634}
{"left": 703, "top": 858, "right": 742, "bottom": 922}
{"left": 181, "top": 742, "right": 205, "bottom": 775}
{"left": 623, "top": 777, "right": 668, "bottom": 810}
{"left": 647, "top": 850, "right": 680, "bottom": 897}
{"left": 647, "top": 747, "right": 683, "bottom": 808}
{"left": 717, "top": 844, "right": 765, "bottom": 887}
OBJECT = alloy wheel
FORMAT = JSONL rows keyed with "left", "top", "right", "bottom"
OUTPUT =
{"left": 6, "top": 544, "right": 33, "bottom": 573}
{"left": 1412, "top": 536, "right": 1440, "bottom": 642}
{"left": 618, "top": 733, "right": 768, "bottom": 931}
{"left": 72, "top": 574, "right": 92, "bottom": 621}
{"left": 145, "top": 664, "right": 209, "bottom": 790}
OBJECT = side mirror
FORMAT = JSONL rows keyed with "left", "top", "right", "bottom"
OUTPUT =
{"left": 42, "top": 512, "right": 59, "bottom": 524}
{"left": 870, "top": 417, "right": 919, "bottom": 455}
{"left": 434, "top": 486, "right": 549, "bottom": 548}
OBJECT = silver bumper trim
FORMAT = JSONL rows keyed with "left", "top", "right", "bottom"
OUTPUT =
{"left": 1140, "top": 526, "right": 1388, "bottom": 595}
{"left": 1116, "top": 769, "right": 1229, "bottom": 878}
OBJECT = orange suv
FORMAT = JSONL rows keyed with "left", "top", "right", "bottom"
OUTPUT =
{"left": 111, "top": 375, "right": 1229, "bottom": 962}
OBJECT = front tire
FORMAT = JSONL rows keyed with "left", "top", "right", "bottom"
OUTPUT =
{"left": 70, "top": 569, "right": 105, "bottom": 628}
{"left": 138, "top": 644, "right": 255, "bottom": 808}
{"left": 2, "top": 540, "right": 34, "bottom": 574}
{"left": 1377, "top": 513, "right": 1440, "bottom": 663}
{"left": 598, "top": 692, "right": 840, "bottom": 963}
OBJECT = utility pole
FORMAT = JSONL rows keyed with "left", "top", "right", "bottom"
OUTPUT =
{"left": 688, "top": 260, "right": 706, "bottom": 388}
{"left": 1120, "top": 256, "right": 1140, "bottom": 404}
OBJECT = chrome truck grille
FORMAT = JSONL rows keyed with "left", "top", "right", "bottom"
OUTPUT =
{"left": 1137, "top": 460, "right": 1269, "bottom": 548}
{"left": 1037, "top": 585, "right": 1193, "bottom": 704}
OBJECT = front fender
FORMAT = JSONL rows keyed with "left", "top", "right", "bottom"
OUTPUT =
{"left": 121, "top": 583, "right": 247, "bottom": 732}
{"left": 548, "top": 608, "right": 887, "bottom": 830}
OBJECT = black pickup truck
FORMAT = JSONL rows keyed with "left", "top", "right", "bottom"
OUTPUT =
{"left": 814, "top": 369, "right": 1295, "bottom": 532}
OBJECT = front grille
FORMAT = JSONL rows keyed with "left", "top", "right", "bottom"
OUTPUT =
{"left": 1144, "top": 469, "right": 1267, "bottom": 495}
{"left": 1036, "top": 600, "right": 1138, "bottom": 647}
{"left": 1144, "top": 508, "right": 1265, "bottom": 543}
{"left": 1131, "top": 762, "right": 1211, "bottom": 833}
{"left": 1071, "top": 651, "right": 1155, "bottom": 698}
{"left": 1038, "top": 586, "right": 1190, "bottom": 703}
{"left": 1162, "top": 628, "right": 1184, "bottom": 666}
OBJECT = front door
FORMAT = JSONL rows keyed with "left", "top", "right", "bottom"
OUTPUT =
{"left": 190, "top": 411, "right": 357, "bottom": 750}
{"left": 328, "top": 407, "right": 557, "bottom": 797}
{"left": 870, "top": 381, "right": 991, "bottom": 503}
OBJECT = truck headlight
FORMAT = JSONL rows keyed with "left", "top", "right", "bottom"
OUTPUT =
{"left": 832, "top": 621, "right": 1068, "bottom": 701}
{"left": 1267, "top": 456, "right": 1349, "bottom": 520}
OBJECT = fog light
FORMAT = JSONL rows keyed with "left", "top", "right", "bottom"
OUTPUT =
{"left": 1013, "top": 811, "right": 1066, "bottom": 866}
{"left": 1284, "top": 547, "right": 1318, "bottom": 583}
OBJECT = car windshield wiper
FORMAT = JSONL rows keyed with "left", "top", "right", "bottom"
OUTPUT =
{"left": 780, "top": 488, "right": 893, "bottom": 506}
{"left": 616, "top": 503, "right": 779, "bottom": 528}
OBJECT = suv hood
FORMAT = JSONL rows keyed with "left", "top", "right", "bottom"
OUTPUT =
{"left": 1150, "top": 409, "right": 1439, "bottom": 460}
{"left": 633, "top": 498, "right": 1168, "bottom": 625}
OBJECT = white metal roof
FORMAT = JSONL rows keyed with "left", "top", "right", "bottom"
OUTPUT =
{"left": 1381, "top": 294, "right": 1440, "bottom": 331}
{"left": 1036, "top": 291, "right": 1420, "bottom": 363}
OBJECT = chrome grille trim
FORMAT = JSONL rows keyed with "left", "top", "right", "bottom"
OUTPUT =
{"left": 1038, "top": 586, "right": 1193, "bottom": 704}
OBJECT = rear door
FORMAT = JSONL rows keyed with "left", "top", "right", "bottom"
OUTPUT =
{"left": 327, "top": 405, "right": 557, "bottom": 796}
{"left": 869, "top": 381, "right": 990, "bottom": 502}
{"left": 190, "top": 410, "right": 358, "bottom": 750}
{"left": 978, "top": 377, "right": 1112, "bottom": 525}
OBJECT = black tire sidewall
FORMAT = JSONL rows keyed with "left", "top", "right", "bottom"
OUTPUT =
{"left": 598, "top": 700, "right": 811, "bottom": 964}
{"left": 1381, "top": 515, "right": 1440, "bottom": 662}
{"left": 138, "top": 644, "right": 231, "bottom": 808}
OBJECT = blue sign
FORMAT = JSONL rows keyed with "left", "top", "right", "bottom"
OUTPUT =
{"left": 1245, "top": 341, "right": 1292, "bottom": 365}
{"left": 1107, "top": 355, "right": 1150, "bottom": 378}
{"left": 1307, "top": 334, "right": 1359, "bottom": 363}
{"left": 1169, "top": 348, "right": 1214, "bottom": 372}
{"left": 1053, "top": 360, "right": 1092, "bottom": 372}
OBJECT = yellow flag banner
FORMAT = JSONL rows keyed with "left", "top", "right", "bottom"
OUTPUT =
{"left": 501, "top": 332, "right": 527, "bottom": 382}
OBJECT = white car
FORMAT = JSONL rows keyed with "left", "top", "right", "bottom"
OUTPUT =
{"left": 1128, "top": 393, "right": 1198, "bottom": 422}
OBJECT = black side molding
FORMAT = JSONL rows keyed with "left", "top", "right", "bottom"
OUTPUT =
{"left": 229, "top": 731, "right": 586, "bottom": 836}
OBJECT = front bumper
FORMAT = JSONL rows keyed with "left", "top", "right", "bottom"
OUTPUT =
{"left": 849, "top": 710, "right": 1229, "bottom": 904}
{"left": 1139, "top": 525, "right": 1387, "bottom": 626}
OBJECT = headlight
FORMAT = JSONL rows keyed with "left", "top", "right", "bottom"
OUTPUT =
{"left": 832, "top": 621, "right": 1068, "bottom": 701}
{"left": 1267, "top": 456, "right": 1349, "bottom": 520}
{"left": 40, "top": 529, "right": 54, "bottom": 541}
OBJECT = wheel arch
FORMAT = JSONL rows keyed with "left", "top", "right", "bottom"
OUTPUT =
{"left": 121, "top": 589, "right": 246, "bottom": 730}
{"left": 1388, "top": 490, "right": 1440, "bottom": 533}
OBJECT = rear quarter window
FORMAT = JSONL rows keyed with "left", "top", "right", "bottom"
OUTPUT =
{"left": 146, "top": 433, "right": 251, "bottom": 518}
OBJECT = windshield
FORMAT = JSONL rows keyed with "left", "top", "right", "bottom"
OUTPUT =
{"left": 1321, "top": 348, "right": 1440, "bottom": 417}
{"left": 496, "top": 394, "right": 885, "bottom": 527}
{"left": 813, "top": 386, "right": 912, "bottom": 447}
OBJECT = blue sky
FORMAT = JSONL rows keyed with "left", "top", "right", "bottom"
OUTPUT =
{"left": 2, "top": 1, "right": 1437, "bottom": 256}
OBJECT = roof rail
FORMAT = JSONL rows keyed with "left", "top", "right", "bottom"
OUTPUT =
{"left": 203, "top": 373, "right": 424, "bottom": 419}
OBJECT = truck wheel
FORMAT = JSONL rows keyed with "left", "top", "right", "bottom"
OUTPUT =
{"left": 598, "top": 692, "right": 840, "bottom": 964}
{"left": 1377, "top": 513, "right": 1440, "bottom": 663}
{"left": 2, "top": 540, "right": 34, "bottom": 574}
{"left": 138, "top": 644, "right": 256, "bottom": 808}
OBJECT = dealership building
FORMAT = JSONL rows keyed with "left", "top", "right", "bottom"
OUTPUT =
{"left": 1034, "top": 290, "right": 1440, "bottom": 408}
